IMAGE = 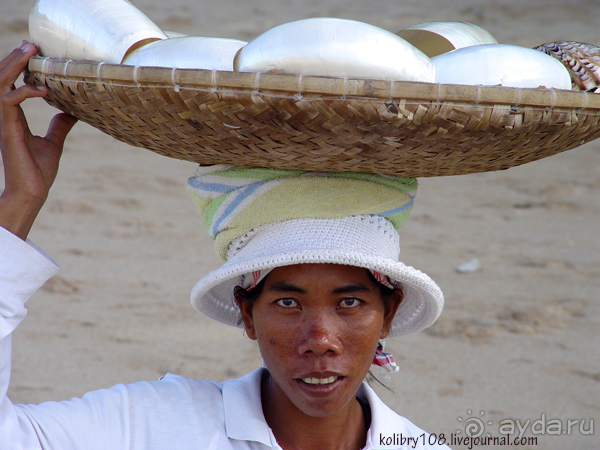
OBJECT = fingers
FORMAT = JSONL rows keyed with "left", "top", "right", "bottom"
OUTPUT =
{"left": 0, "top": 42, "right": 38, "bottom": 91}
{"left": 0, "top": 43, "right": 43, "bottom": 138}
{"left": 45, "top": 113, "right": 78, "bottom": 149}
{"left": 0, "top": 41, "right": 28, "bottom": 75}
{"left": 1, "top": 84, "right": 48, "bottom": 134}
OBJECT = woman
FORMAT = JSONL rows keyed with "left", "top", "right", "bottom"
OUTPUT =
{"left": 0, "top": 43, "right": 449, "bottom": 449}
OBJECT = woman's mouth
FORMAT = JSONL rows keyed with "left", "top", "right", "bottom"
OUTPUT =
{"left": 294, "top": 373, "right": 346, "bottom": 397}
{"left": 301, "top": 376, "right": 338, "bottom": 385}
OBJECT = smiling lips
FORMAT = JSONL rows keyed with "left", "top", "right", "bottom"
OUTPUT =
{"left": 302, "top": 376, "right": 339, "bottom": 385}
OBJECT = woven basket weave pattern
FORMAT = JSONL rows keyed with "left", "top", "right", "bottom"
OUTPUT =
{"left": 25, "top": 57, "right": 600, "bottom": 177}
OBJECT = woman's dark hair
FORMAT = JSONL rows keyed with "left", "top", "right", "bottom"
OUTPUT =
{"left": 233, "top": 278, "right": 267, "bottom": 304}
{"left": 233, "top": 279, "right": 267, "bottom": 325}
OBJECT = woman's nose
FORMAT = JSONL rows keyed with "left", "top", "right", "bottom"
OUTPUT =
{"left": 297, "top": 314, "right": 341, "bottom": 356}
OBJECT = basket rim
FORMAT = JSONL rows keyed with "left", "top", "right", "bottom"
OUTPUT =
{"left": 28, "top": 56, "right": 600, "bottom": 110}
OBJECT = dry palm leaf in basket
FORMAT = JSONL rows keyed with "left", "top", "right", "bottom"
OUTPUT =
{"left": 25, "top": 56, "right": 600, "bottom": 177}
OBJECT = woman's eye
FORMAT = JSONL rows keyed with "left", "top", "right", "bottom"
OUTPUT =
{"left": 339, "top": 298, "right": 360, "bottom": 308}
{"left": 276, "top": 298, "right": 298, "bottom": 308}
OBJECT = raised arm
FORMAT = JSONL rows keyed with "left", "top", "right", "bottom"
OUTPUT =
{"left": 0, "top": 41, "right": 77, "bottom": 240}
{"left": 0, "top": 42, "right": 74, "bottom": 447}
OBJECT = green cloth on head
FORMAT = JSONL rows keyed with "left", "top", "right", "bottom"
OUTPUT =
{"left": 186, "top": 165, "right": 417, "bottom": 260}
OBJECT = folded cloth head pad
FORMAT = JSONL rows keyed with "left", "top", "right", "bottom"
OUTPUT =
{"left": 186, "top": 165, "right": 443, "bottom": 337}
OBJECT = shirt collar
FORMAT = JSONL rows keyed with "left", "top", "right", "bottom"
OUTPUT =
{"left": 357, "top": 382, "right": 417, "bottom": 449}
{"left": 222, "top": 368, "right": 417, "bottom": 449}
{"left": 222, "top": 367, "right": 276, "bottom": 447}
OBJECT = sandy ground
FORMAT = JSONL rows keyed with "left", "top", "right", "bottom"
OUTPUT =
{"left": 1, "top": 1, "right": 599, "bottom": 449}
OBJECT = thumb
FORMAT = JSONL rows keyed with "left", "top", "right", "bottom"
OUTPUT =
{"left": 45, "top": 113, "right": 78, "bottom": 149}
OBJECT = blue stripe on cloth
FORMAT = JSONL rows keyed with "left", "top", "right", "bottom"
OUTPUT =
{"left": 186, "top": 177, "right": 239, "bottom": 195}
{"left": 379, "top": 197, "right": 414, "bottom": 217}
{"left": 188, "top": 177, "right": 258, "bottom": 195}
{"left": 210, "top": 180, "right": 271, "bottom": 236}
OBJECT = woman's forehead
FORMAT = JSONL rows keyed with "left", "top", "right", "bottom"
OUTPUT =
{"left": 266, "top": 264, "right": 374, "bottom": 285}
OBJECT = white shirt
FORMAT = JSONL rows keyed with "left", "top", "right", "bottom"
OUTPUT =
{"left": 0, "top": 226, "right": 450, "bottom": 450}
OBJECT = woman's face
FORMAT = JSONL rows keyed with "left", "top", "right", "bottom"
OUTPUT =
{"left": 236, "top": 263, "right": 402, "bottom": 419}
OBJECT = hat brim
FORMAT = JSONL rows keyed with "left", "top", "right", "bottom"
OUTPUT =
{"left": 190, "top": 248, "right": 443, "bottom": 337}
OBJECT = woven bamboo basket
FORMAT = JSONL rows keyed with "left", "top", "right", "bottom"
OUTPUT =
{"left": 25, "top": 56, "right": 600, "bottom": 177}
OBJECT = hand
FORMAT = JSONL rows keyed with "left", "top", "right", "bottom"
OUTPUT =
{"left": 0, "top": 41, "right": 77, "bottom": 240}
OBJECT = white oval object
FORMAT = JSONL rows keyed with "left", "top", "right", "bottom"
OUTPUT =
{"left": 432, "top": 44, "right": 572, "bottom": 89}
{"left": 235, "top": 18, "right": 435, "bottom": 82}
{"left": 456, "top": 258, "right": 481, "bottom": 274}
{"left": 164, "top": 31, "right": 188, "bottom": 38}
{"left": 396, "top": 21, "right": 497, "bottom": 57}
{"left": 29, "top": 0, "right": 167, "bottom": 64}
{"left": 123, "top": 37, "right": 247, "bottom": 71}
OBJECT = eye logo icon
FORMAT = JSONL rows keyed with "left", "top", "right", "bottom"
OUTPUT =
{"left": 456, "top": 409, "right": 494, "bottom": 438}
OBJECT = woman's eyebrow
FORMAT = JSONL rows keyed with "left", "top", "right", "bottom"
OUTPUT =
{"left": 266, "top": 282, "right": 372, "bottom": 294}
{"left": 266, "top": 281, "right": 306, "bottom": 293}
{"left": 331, "top": 283, "right": 371, "bottom": 294}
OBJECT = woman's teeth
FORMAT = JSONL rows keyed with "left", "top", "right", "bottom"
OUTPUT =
{"left": 302, "top": 376, "right": 338, "bottom": 385}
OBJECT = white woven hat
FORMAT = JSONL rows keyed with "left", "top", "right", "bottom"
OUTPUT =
{"left": 190, "top": 215, "right": 443, "bottom": 337}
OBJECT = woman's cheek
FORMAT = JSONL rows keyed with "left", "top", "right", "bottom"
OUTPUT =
{"left": 255, "top": 321, "right": 294, "bottom": 357}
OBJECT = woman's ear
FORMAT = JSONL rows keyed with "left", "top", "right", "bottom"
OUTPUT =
{"left": 234, "top": 290, "right": 258, "bottom": 340}
{"left": 380, "top": 288, "right": 403, "bottom": 339}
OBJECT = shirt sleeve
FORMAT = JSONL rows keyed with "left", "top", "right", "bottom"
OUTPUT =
{"left": 0, "top": 228, "right": 173, "bottom": 450}
{"left": 0, "top": 226, "right": 59, "bottom": 449}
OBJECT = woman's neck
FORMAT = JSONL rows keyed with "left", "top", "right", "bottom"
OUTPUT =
{"left": 261, "top": 373, "right": 368, "bottom": 450}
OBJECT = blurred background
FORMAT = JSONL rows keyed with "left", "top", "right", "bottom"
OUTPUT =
{"left": 1, "top": 1, "right": 599, "bottom": 448}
